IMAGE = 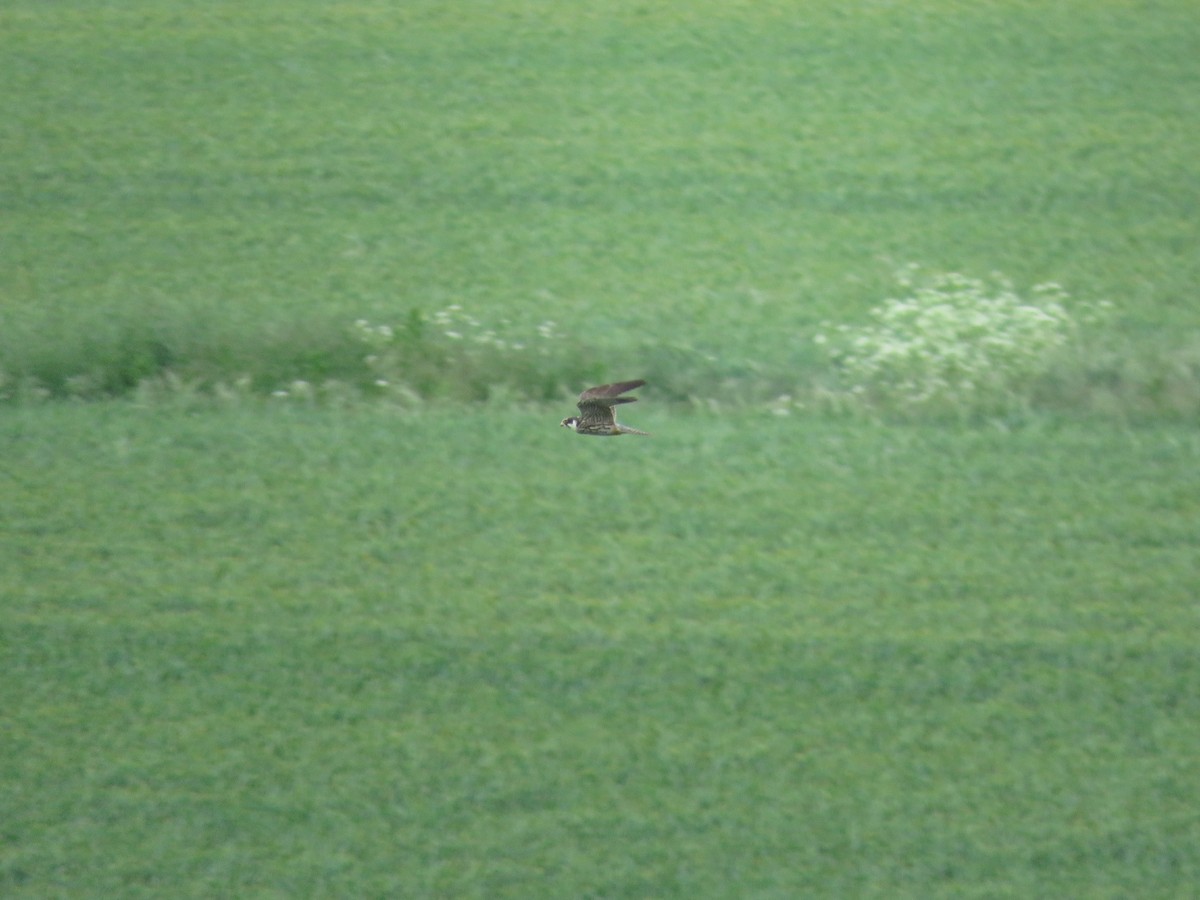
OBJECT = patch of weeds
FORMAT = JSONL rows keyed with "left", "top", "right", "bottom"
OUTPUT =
{"left": 132, "top": 371, "right": 262, "bottom": 409}
{"left": 812, "top": 265, "right": 1112, "bottom": 417}
{"left": 0, "top": 322, "right": 176, "bottom": 403}
{"left": 351, "top": 305, "right": 601, "bottom": 404}
{"left": 1037, "top": 333, "right": 1200, "bottom": 422}
{"left": 0, "top": 369, "right": 52, "bottom": 404}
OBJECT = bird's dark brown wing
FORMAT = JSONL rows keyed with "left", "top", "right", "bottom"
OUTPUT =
{"left": 576, "top": 380, "right": 646, "bottom": 413}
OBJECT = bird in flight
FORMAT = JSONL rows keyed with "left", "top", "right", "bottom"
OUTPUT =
{"left": 560, "top": 380, "right": 650, "bottom": 436}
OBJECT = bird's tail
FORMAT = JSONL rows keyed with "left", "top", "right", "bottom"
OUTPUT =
{"left": 615, "top": 424, "right": 650, "bottom": 436}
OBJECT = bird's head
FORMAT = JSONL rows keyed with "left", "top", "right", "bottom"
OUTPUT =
{"left": 560, "top": 417, "right": 579, "bottom": 430}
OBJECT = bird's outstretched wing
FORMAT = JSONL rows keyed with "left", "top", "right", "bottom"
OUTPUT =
{"left": 576, "top": 380, "right": 646, "bottom": 415}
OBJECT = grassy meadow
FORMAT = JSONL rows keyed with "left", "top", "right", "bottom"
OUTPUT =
{"left": 3, "top": 0, "right": 1200, "bottom": 896}
{"left": 6, "top": 404, "right": 1199, "bottom": 896}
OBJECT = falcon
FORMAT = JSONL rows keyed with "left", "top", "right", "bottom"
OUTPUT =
{"left": 560, "top": 380, "right": 650, "bottom": 436}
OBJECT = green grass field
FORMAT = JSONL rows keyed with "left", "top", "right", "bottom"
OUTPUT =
{"left": 5, "top": 404, "right": 1199, "bottom": 896}
{"left": 3, "top": 0, "right": 1199, "bottom": 896}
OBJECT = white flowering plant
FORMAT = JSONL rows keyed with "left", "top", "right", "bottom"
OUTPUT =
{"left": 817, "top": 266, "right": 1110, "bottom": 413}
{"left": 351, "top": 305, "right": 591, "bottom": 402}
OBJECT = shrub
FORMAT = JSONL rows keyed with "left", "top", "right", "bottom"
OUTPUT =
{"left": 817, "top": 265, "right": 1110, "bottom": 415}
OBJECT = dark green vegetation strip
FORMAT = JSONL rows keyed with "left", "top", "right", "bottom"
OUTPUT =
{"left": 3, "top": 404, "right": 1199, "bottom": 895}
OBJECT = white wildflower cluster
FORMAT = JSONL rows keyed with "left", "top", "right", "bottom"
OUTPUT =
{"left": 267, "top": 377, "right": 359, "bottom": 406}
{"left": 271, "top": 379, "right": 315, "bottom": 401}
{"left": 354, "top": 306, "right": 561, "bottom": 355}
{"left": 352, "top": 305, "right": 565, "bottom": 393}
{"left": 819, "top": 266, "right": 1109, "bottom": 410}
{"left": 353, "top": 319, "right": 395, "bottom": 345}
{"left": 429, "top": 304, "right": 526, "bottom": 351}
